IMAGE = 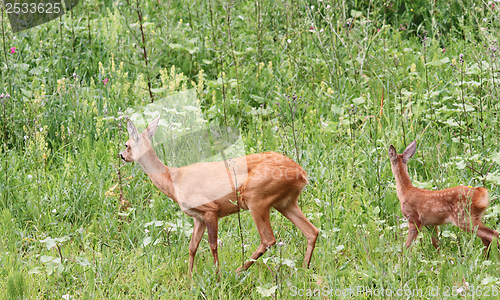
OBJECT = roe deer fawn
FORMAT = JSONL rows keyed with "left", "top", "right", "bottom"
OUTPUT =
{"left": 388, "top": 140, "right": 498, "bottom": 251}
{"left": 119, "top": 116, "right": 319, "bottom": 275}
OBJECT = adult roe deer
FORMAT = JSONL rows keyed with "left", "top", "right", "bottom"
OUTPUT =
{"left": 388, "top": 140, "right": 498, "bottom": 251}
{"left": 119, "top": 116, "right": 319, "bottom": 275}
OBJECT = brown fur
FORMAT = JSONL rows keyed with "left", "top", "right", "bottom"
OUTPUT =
{"left": 388, "top": 140, "right": 498, "bottom": 251}
{"left": 120, "top": 117, "right": 319, "bottom": 275}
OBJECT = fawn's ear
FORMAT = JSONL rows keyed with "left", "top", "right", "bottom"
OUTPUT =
{"left": 127, "top": 119, "right": 140, "bottom": 142}
{"left": 388, "top": 145, "right": 397, "bottom": 161}
{"left": 402, "top": 140, "right": 417, "bottom": 163}
{"left": 146, "top": 115, "right": 160, "bottom": 141}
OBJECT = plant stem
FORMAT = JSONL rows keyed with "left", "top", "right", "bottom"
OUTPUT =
{"left": 135, "top": 0, "right": 154, "bottom": 103}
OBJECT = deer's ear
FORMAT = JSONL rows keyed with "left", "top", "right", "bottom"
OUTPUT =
{"left": 388, "top": 145, "right": 397, "bottom": 161}
{"left": 146, "top": 115, "right": 160, "bottom": 141}
{"left": 402, "top": 140, "right": 417, "bottom": 163}
{"left": 127, "top": 119, "right": 140, "bottom": 142}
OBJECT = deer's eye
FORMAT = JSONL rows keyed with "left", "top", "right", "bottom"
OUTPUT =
{"left": 125, "top": 144, "right": 128, "bottom": 148}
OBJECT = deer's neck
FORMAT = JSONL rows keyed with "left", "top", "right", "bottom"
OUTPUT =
{"left": 392, "top": 163, "right": 413, "bottom": 200}
{"left": 137, "top": 149, "right": 177, "bottom": 203}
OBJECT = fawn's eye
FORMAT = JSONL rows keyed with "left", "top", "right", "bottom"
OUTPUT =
{"left": 125, "top": 144, "right": 128, "bottom": 148}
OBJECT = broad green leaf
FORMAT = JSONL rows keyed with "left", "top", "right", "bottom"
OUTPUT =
{"left": 151, "top": 87, "right": 168, "bottom": 93}
{"left": 183, "top": 105, "right": 199, "bottom": 111}
{"left": 187, "top": 47, "right": 199, "bottom": 54}
{"left": 281, "top": 259, "right": 296, "bottom": 268}
{"left": 491, "top": 152, "right": 500, "bottom": 165}
{"left": 331, "top": 104, "right": 342, "bottom": 115}
{"left": 168, "top": 43, "right": 184, "bottom": 50}
{"left": 352, "top": 96, "right": 365, "bottom": 105}
{"left": 443, "top": 118, "right": 459, "bottom": 127}
{"left": 28, "top": 267, "right": 42, "bottom": 274}
{"left": 21, "top": 88, "right": 32, "bottom": 98}
{"left": 350, "top": 10, "right": 362, "bottom": 17}
{"left": 256, "top": 285, "right": 278, "bottom": 297}
{"left": 481, "top": 276, "right": 499, "bottom": 285}
{"left": 76, "top": 257, "right": 91, "bottom": 267}
{"left": 41, "top": 255, "right": 54, "bottom": 263}
{"left": 39, "top": 237, "right": 56, "bottom": 250}
{"left": 143, "top": 236, "right": 152, "bottom": 247}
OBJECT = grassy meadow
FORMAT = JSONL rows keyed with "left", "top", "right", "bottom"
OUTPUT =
{"left": 1, "top": 0, "right": 500, "bottom": 298}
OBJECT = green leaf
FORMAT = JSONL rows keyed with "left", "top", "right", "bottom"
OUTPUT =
{"left": 491, "top": 152, "right": 500, "bottom": 165}
{"left": 143, "top": 236, "right": 152, "bottom": 247}
{"left": 183, "top": 105, "right": 199, "bottom": 112}
{"left": 76, "top": 257, "right": 91, "bottom": 267}
{"left": 45, "top": 262, "right": 57, "bottom": 275}
{"left": 281, "top": 259, "right": 296, "bottom": 268}
{"left": 256, "top": 284, "right": 278, "bottom": 297}
{"left": 481, "top": 276, "right": 499, "bottom": 285}
{"left": 352, "top": 96, "right": 365, "bottom": 105}
{"left": 187, "top": 47, "right": 199, "bottom": 54}
{"left": 168, "top": 43, "right": 184, "bottom": 50}
{"left": 443, "top": 118, "right": 459, "bottom": 127}
{"left": 28, "top": 267, "right": 42, "bottom": 274}
{"left": 426, "top": 57, "right": 449, "bottom": 67}
{"left": 350, "top": 10, "right": 362, "bottom": 17}
{"left": 456, "top": 160, "right": 466, "bottom": 170}
{"left": 20, "top": 88, "right": 32, "bottom": 98}
{"left": 151, "top": 87, "right": 168, "bottom": 94}
{"left": 250, "top": 94, "right": 266, "bottom": 103}
{"left": 55, "top": 236, "right": 69, "bottom": 243}
{"left": 487, "top": 171, "right": 500, "bottom": 185}
{"left": 39, "top": 237, "right": 56, "bottom": 250}
{"left": 331, "top": 104, "right": 342, "bottom": 115}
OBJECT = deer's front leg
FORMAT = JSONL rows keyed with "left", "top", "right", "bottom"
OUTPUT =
{"left": 237, "top": 206, "right": 276, "bottom": 273}
{"left": 188, "top": 217, "right": 207, "bottom": 277}
{"left": 204, "top": 213, "right": 220, "bottom": 274}
{"left": 406, "top": 220, "right": 422, "bottom": 248}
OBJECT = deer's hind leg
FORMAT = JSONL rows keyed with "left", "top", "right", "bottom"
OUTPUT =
{"left": 276, "top": 202, "right": 319, "bottom": 269}
{"left": 475, "top": 224, "right": 499, "bottom": 250}
{"left": 456, "top": 211, "right": 499, "bottom": 254}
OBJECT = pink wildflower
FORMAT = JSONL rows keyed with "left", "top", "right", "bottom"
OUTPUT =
{"left": 103, "top": 78, "right": 109, "bottom": 85}
{"left": 10, "top": 47, "right": 15, "bottom": 54}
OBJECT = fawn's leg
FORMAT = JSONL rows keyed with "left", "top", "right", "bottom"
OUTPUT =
{"left": 475, "top": 224, "right": 499, "bottom": 248}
